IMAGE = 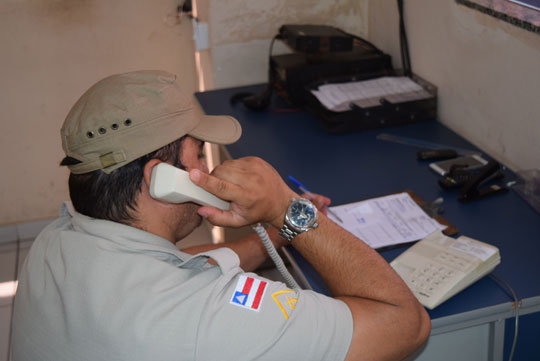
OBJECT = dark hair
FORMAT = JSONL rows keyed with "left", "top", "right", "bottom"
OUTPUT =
{"left": 61, "top": 136, "right": 187, "bottom": 224}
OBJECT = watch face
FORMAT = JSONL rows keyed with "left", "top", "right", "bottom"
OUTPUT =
{"left": 287, "top": 198, "right": 318, "bottom": 231}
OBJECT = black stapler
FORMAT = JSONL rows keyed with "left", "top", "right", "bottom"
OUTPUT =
{"left": 439, "top": 163, "right": 504, "bottom": 190}
{"left": 458, "top": 160, "right": 508, "bottom": 203}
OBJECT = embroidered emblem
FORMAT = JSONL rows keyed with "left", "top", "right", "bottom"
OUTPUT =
{"left": 272, "top": 289, "right": 298, "bottom": 320}
{"left": 230, "top": 275, "right": 268, "bottom": 311}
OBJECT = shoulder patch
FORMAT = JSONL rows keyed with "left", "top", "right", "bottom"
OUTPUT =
{"left": 272, "top": 289, "right": 298, "bottom": 320}
{"left": 230, "top": 275, "right": 268, "bottom": 312}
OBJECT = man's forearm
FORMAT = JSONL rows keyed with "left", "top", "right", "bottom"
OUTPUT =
{"left": 181, "top": 227, "right": 281, "bottom": 272}
{"left": 291, "top": 214, "right": 415, "bottom": 306}
{"left": 291, "top": 214, "right": 431, "bottom": 360}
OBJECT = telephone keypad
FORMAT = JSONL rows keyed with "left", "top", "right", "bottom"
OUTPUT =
{"left": 407, "top": 262, "right": 457, "bottom": 298}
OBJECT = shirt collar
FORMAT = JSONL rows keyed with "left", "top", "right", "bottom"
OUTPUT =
{"left": 61, "top": 202, "right": 208, "bottom": 268}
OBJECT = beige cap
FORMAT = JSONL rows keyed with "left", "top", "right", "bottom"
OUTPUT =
{"left": 61, "top": 70, "right": 241, "bottom": 174}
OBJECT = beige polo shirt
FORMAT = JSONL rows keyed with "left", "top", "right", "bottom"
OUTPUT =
{"left": 12, "top": 203, "right": 352, "bottom": 361}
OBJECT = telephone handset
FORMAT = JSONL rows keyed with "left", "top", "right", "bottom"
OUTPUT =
{"left": 150, "top": 163, "right": 230, "bottom": 211}
{"left": 149, "top": 162, "right": 301, "bottom": 290}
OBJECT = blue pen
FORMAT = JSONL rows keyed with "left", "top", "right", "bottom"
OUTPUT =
{"left": 288, "top": 175, "right": 343, "bottom": 223}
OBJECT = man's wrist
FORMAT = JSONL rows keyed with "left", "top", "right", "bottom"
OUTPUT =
{"left": 265, "top": 226, "right": 288, "bottom": 249}
{"left": 276, "top": 196, "right": 319, "bottom": 243}
{"left": 268, "top": 191, "right": 299, "bottom": 229}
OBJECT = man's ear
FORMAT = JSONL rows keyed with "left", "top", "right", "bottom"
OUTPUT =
{"left": 143, "top": 159, "right": 163, "bottom": 191}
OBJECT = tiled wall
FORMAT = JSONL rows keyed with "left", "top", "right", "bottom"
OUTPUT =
{"left": 0, "top": 219, "right": 53, "bottom": 361}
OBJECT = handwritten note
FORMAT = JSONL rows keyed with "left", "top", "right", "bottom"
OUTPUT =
{"left": 327, "top": 192, "right": 447, "bottom": 249}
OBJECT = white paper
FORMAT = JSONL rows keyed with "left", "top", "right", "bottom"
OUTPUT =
{"left": 328, "top": 192, "right": 447, "bottom": 249}
{"left": 311, "top": 76, "right": 432, "bottom": 112}
{"left": 451, "top": 236, "right": 497, "bottom": 262}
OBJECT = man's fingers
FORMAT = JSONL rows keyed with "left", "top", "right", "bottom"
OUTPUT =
{"left": 316, "top": 194, "right": 331, "bottom": 208}
{"left": 191, "top": 170, "right": 250, "bottom": 228}
{"left": 190, "top": 156, "right": 296, "bottom": 228}
{"left": 197, "top": 206, "right": 247, "bottom": 228}
{"left": 301, "top": 193, "right": 331, "bottom": 210}
{"left": 190, "top": 168, "right": 240, "bottom": 201}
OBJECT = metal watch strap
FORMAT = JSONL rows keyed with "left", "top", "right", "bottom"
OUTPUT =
{"left": 278, "top": 223, "right": 299, "bottom": 242}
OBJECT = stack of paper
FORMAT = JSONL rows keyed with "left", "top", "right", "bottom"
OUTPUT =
{"left": 311, "top": 76, "right": 433, "bottom": 112}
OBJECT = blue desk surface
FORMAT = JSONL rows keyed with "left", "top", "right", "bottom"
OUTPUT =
{"left": 196, "top": 84, "right": 540, "bottom": 320}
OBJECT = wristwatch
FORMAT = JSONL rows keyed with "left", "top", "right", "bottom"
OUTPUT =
{"left": 278, "top": 197, "right": 319, "bottom": 242}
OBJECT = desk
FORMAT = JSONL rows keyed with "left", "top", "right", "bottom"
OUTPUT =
{"left": 196, "top": 84, "right": 540, "bottom": 361}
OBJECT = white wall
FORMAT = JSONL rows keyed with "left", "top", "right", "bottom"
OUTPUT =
{"left": 369, "top": 0, "right": 540, "bottom": 171}
{"left": 207, "top": 0, "right": 369, "bottom": 89}
{"left": 0, "top": 0, "right": 198, "bottom": 225}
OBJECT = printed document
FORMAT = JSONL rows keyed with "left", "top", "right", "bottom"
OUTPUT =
{"left": 327, "top": 192, "right": 447, "bottom": 249}
{"left": 311, "top": 76, "right": 432, "bottom": 112}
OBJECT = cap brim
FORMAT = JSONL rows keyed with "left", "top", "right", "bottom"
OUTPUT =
{"left": 188, "top": 115, "right": 242, "bottom": 145}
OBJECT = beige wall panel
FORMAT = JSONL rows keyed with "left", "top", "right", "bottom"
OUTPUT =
{"left": 0, "top": 0, "right": 198, "bottom": 224}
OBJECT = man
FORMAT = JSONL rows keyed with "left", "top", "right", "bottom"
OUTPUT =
{"left": 12, "top": 70, "right": 430, "bottom": 361}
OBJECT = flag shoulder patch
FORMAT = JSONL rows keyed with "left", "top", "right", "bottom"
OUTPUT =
{"left": 230, "top": 275, "right": 268, "bottom": 312}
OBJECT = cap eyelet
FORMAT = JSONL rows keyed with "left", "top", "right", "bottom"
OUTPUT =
{"left": 98, "top": 127, "right": 106, "bottom": 134}
{"left": 124, "top": 119, "right": 132, "bottom": 126}
{"left": 111, "top": 123, "right": 119, "bottom": 130}
{"left": 87, "top": 131, "right": 95, "bottom": 138}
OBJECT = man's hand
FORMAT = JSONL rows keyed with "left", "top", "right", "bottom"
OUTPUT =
{"left": 189, "top": 156, "right": 297, "bottom": 228}
{"left": 300, "top": 192, "right": 331, "bottom": 216}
